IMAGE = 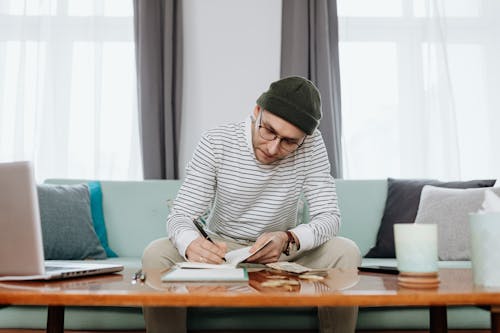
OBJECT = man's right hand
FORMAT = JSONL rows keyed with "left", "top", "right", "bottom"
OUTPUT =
{"left": 186, "top": 237, "right": 227, "bottom": 264}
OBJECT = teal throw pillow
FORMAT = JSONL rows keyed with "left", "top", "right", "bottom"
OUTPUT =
{"left": 87, "top": 181, "right": 117, "bottom": 257}
{"left": 37, "top": 184, "right": 107, "bottom": 260}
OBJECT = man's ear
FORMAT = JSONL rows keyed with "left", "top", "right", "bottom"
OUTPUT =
{"left": 252, "top": 105, "right": 261, "bottom": 120}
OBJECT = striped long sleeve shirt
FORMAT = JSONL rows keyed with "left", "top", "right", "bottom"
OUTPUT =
{"left": 167, "top": 116, "right": 341, "bottom": 258}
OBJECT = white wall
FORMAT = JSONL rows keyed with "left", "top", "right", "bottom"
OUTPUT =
{"left": 180, "top": 0, "right": 282, "bottom": 177}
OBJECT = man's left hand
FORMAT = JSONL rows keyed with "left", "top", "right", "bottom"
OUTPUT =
{"left": 246, "top": 231, "right": 288, "bottom": 264}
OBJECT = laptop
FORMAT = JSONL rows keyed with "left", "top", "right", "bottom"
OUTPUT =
{"left": 0, "top": 161, "right": 123, "bottom": 281}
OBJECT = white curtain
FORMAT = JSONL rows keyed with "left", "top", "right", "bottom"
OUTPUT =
{"left": 0, "top": 0, "right": 142, "bottom": 181}
{"left": 338, "top": 0, "right": 500, "bottom": 180}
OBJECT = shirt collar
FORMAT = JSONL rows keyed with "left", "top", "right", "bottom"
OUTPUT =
{"left": 244, "top": 114, "right": 254, "bottom": 154}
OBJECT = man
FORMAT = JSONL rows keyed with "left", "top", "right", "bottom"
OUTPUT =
{"left": 142, "top": 76, "right": 361, "bottom": 332}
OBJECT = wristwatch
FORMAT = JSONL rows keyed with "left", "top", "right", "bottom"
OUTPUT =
{"left": 283, "top": 231, "right": 298, "bottom": 256}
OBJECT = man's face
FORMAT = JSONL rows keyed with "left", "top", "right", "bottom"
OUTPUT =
{"left": 251, "top": 106, "right": 306, "bottom": 164}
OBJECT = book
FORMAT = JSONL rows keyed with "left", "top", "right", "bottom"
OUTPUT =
{"left": 161, "top": 237, "right": 274, "bottom": 282}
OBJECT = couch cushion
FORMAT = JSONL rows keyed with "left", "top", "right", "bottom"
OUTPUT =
{"left": 0, "top": 306, "right": 145, "bottom": 330}
{"left": 414, "top": 186, "right": 500, "bottom": 260}
{"left": 0, "top": 305, "right": 490, "bottom": 331}
{"left": 37, "top": 184, "right": 106, "bottom": 260}
{"left": 365, "top": 178, "right": 496, "bottom": 258}
{"left": 356, "top": 306, "right": 490, "bottom": 330}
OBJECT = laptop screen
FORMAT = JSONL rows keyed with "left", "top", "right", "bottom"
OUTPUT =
{"left": 0, "top": 161, "right": 46, "bottom": 276}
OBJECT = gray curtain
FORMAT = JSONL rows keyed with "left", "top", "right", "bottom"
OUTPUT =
{"left": 281, "top": 0, "right": 343, "bottom": 178}
{"left": 133, "top": 0, "right": 183, "bottom": 179}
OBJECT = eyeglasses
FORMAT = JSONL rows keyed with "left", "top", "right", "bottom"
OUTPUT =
{"left": 257, "top": 113, "right": 305, "bottom": 153}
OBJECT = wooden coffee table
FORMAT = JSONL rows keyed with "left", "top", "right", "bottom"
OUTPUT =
{"left": 1, "top": 267, "right": 499, "bottom": 333}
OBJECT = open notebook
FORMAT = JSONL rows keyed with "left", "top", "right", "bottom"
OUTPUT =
{"left": 0, "top": 161, "right": 123, "bottom": 281}
{"left": 162, "top": 237, "right": 274, "bottom": 282}
{"left": 175, "top": 237, "right": 274, "bottom": 270}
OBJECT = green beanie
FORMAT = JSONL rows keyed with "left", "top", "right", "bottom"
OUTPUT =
{"left": 256, "top": 76, "right": 322, "bottom": 135}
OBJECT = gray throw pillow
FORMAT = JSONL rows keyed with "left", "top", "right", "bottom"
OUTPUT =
{"left": 365, "top": 178, "right": 496, "bottom": 258}
{"left": 37, "top": 184, "right": 107, "bottom": 260}
{"left": 414, "top": 186, "right": 500, "bottom": 260}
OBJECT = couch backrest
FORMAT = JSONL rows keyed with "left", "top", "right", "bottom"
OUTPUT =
{"left": 335, "top": 179, "right": 387, "bottom": 256}
{"left": 45, "top": 179, "right": 387, "bottom": 258}
{"left": 45, "top": 179, "right": 182, "bottom": 257}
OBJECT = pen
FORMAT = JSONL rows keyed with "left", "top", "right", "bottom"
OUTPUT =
{"left": 192, "top": 217, "right": 226, "bottom": 262}
{"left": 132, "top": 269, "right": 146, "bottom": 284}
{"left": 192, "top": 217, "right": 214, "bottom": 242}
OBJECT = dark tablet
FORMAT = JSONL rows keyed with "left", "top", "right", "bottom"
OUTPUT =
{"left": 358, "top": 265, "right": 399, "bottom": 274}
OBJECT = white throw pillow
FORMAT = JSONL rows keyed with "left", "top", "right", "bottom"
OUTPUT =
{"left": 414, "top": 185, "right": 500, "bottom": 261}
{"left": 481, "top": 189, "right": 500, "bottom": 212}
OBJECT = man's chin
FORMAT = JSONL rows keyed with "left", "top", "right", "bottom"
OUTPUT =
{"left": 256, "top": 150, "right": 280, "bottom": 164}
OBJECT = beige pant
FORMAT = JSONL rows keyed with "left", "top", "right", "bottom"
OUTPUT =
{"left": 142, "top": 235, "right": 361, "bottom": 333}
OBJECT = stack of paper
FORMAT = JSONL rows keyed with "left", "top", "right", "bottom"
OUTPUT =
{"left": 266, "top": 262, "right": 329, "bottom": 276}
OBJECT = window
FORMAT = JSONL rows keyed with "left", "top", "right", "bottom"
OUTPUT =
{"left": 338, "top": 0, "right": 500, "bottom": 180}
{"left": 0, "top": 0, "right": 142, "bottom": 181}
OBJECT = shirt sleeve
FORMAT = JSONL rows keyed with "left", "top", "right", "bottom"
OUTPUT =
{"left": 167, "top": 133, "right": 218, "bottom": 259}
{"left": 291, "top": 131, "right": 341, "bottom": 252}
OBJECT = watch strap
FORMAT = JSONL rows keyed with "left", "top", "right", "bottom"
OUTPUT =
{"left": 283, "top": 231, "right": 296, "bottom": 256}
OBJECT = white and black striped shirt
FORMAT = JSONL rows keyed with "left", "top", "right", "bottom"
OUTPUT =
{"left": 167, "top": 116, "right": 340, "bottom": 257}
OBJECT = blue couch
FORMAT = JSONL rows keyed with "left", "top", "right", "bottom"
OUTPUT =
{"left": 0, "top": 179, "right": 490, "bottom": 331}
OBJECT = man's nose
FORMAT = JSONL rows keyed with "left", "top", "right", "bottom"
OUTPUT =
{"left": 268, "top": 138, "right": 281, "bottom": 154}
